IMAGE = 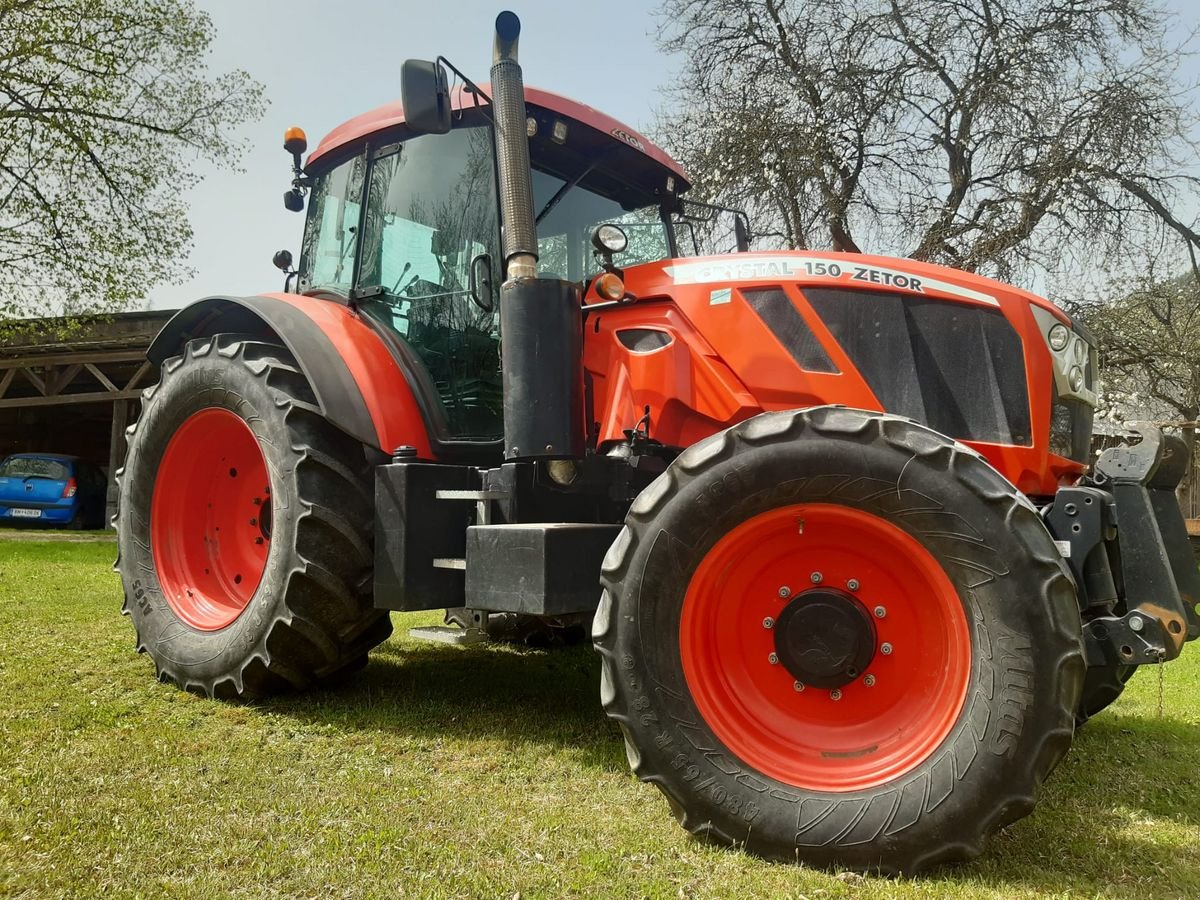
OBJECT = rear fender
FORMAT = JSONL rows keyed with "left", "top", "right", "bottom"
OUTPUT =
{"left": 147, "top": 294, "right": 431, "bottom": 455}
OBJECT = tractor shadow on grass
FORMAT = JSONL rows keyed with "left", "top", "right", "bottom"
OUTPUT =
{"left": 271, "top": 636, "right": 626, "bottom": 773}
{"left": 948, "top": 711, "right": 1200, "bottom": 894}
{"left": 272, "top": 637, "right": 1200, "bottom": 893}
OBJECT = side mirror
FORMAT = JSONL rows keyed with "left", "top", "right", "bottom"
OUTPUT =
{"left": 284, "top": 189, "right": 304, "bottom": 213}
{"left": 401, "top": 59, "right": 452, "bottom": 135}
{"left": 273, "top": 249, "right": 297, "bottom": 294}
{"left": 469, "top": 253, "right": 494, "bottom": 312}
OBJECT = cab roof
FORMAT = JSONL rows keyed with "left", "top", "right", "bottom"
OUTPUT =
{"left": 307, "top": 84, "right": 689, "bottom": 188}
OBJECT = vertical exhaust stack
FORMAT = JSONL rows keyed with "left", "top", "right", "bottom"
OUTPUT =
{"left": 492, "top": 11, "right": 584, "bottom": 461}
{"left": 491, "top": 11, "right": 538, "bottom": 280}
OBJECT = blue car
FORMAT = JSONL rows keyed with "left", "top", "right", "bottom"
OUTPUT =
{"left": 0, "top": 454, "right": 108, "bottom": 529}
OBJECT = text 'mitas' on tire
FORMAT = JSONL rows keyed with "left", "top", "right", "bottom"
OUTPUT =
{"left": 116, "top": 336, "right": 391, "bottom": 699}
{"left": 595, "top": 407, "right": 1085, "bottom": 873}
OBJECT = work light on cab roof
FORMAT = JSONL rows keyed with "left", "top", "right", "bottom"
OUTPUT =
{"left": 115, "top": 8, "right": 1198, "bottom": 878}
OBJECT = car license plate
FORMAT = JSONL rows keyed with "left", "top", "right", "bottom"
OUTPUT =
{"left": 10, "top": 508, "right": 41, "bottom": 518}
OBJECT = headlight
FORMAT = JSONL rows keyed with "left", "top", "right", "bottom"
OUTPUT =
{"left": 592, "top": 223, "right": 628, "bottom": 254}
{"left": 1031, "top": 305, "right": 1096, "bottom": 406}
{"left": 1048, "top": 323, "right": 1070, "bottom": 351}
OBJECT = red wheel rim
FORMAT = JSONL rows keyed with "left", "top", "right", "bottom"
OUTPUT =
{"left": 150, "top": 408, "right": 272, "bottom": 631}
{"left": 680, "top": 503, "right": 971, "bottom": 792}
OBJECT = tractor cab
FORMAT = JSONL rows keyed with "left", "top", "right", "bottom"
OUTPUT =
{"left": 291, "top": 87, "right": 696, "bottom": 443}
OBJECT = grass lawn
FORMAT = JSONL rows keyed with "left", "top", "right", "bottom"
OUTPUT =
{"left": 1, "top": 541, "right": 1198, "bottom": 899}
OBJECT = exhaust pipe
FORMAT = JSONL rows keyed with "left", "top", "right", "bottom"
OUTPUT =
{"left": 491, "top": 11, "right": 538, "bottom": 281}
{"left": 491, "top": 11, "right": 584, "bottom": 461}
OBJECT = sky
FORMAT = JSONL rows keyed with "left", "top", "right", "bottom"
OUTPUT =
{"left": 148, "top": 0, "right": 1200, "bottom": 310}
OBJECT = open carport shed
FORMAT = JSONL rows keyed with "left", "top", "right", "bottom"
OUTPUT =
{"left": 0, "top": 311, "right": 174, "bottom": 523}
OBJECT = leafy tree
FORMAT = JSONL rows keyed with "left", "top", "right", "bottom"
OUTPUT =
{"left": 0, "top": 0, "right": 265, "bottom": 320}
{"left": 657, "top": 0, "right": 1200, "bottom": 283}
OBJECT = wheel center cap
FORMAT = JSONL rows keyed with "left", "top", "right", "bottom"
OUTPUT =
{"left": 774, "top": 589, "right": 877, "bottom": 689}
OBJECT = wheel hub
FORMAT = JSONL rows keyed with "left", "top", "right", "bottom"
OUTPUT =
{"left": 774, "top": 589, "right": 876, "bottom": 689}
{"left": 679, "top": 502, "right": 971, "bottom": 791}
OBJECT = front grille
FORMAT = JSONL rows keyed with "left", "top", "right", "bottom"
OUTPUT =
{"left": 801, "top": 287, "right": 1032, "bottom": 446}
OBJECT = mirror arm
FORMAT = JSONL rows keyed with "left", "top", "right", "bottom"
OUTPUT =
{"left": 438, "top": 56, "right": 492, "bottom": 107}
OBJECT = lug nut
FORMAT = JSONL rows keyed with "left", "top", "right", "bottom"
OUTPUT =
{"left": 830, "top": 689, "right": 842, "bottom": 701}
{"left": 880, "top": 642, "right": 893, "bottom": 655}
{"left": 847, "top": 579, "right": 860, "bottom": 591}
{"left": 763, "top": 616, "right": 775, "bottom": 629}
{"left": 793, "top": 681, "right": 805, "bottom": 692}
{"left": 810, "top": 571, "right": 823, "bottom": 584}
{"left": 1130, "top": 616, "right": 1145, "bottom": 633}
{"left": 863, "top": 674, "right": 876, "bottom": 687}
{"left": 768, "top": 652, "right": 779, "bottom": 665}
{"left": 874, "top": 606, "right": 887, "bottom": 619}
{"left": 778, "top": 586, "right": 791, "bottom": 599}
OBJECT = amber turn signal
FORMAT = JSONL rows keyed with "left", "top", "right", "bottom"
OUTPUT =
{"left": 595, "top": 272, "right": 625, "bottom": 301}
{"left": 283, "top": 126, "right": 308, "bottom": 156}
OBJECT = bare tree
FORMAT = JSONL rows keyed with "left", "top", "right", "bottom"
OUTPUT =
{"left": 0, "top": 0, "right": 265, "bottom": 321}
{"left": 657, "top": 0, "right": 1200, "bottom": 283}
{"left": 1072, "top": 273, "right": 1200, "bottom": 509}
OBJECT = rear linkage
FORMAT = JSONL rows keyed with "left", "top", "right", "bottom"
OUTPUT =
{"left": 1043, "top": 425, "right": 1200, "bottom": 670}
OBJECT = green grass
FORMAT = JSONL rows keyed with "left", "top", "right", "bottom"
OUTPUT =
{"left": 1, "top": 542, "right": 1198, "bottom": 899}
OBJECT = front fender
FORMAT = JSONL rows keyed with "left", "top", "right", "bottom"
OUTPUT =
{"left": 148, "top": 293, "right": 431, "bottom": 455}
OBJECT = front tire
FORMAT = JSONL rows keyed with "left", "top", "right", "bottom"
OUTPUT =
{"left": 116, "top": 336, "right": 391, "bottom": 699}
{"left": 594, "top": 407, "right": 1084, "bottom": 873}
{"left": 1076, "top": 664, "right": 1136, "bottom": 724}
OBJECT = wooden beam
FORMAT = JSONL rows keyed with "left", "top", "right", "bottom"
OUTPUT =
{"left": 0, "top": 389, "right": 142, "bottom": 409}
{"left": 0, "top": 368, "right": 14, "bottom": 400}
{"left": 48, "top": 363, "right": 83, "bottom": 396}
{"left": 84, "top": 362, "right": 119, "bottom": 393}
{"left": 18, "top": 366, "right": 47, "bottom": 396}
{"left": 0, "top": 349, "right": 145, "bottom": 370}
{"left": 124, "top": 361, "right": 152, "bottom": 391}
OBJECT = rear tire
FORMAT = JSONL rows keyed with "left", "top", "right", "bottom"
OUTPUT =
{"left": 595, "top": 407, "right": 1085, "bottom": 873}
{"left": 116, "top": 335, "right": 391, "bottom": 699}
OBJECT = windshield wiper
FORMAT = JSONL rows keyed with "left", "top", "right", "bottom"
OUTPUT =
{"left": 535, "top": 152, "right": 616, "bottom": 226}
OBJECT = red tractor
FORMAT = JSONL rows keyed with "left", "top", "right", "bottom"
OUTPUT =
{"left": 116, "top": 12, "right": 1199, "bottom": 872}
